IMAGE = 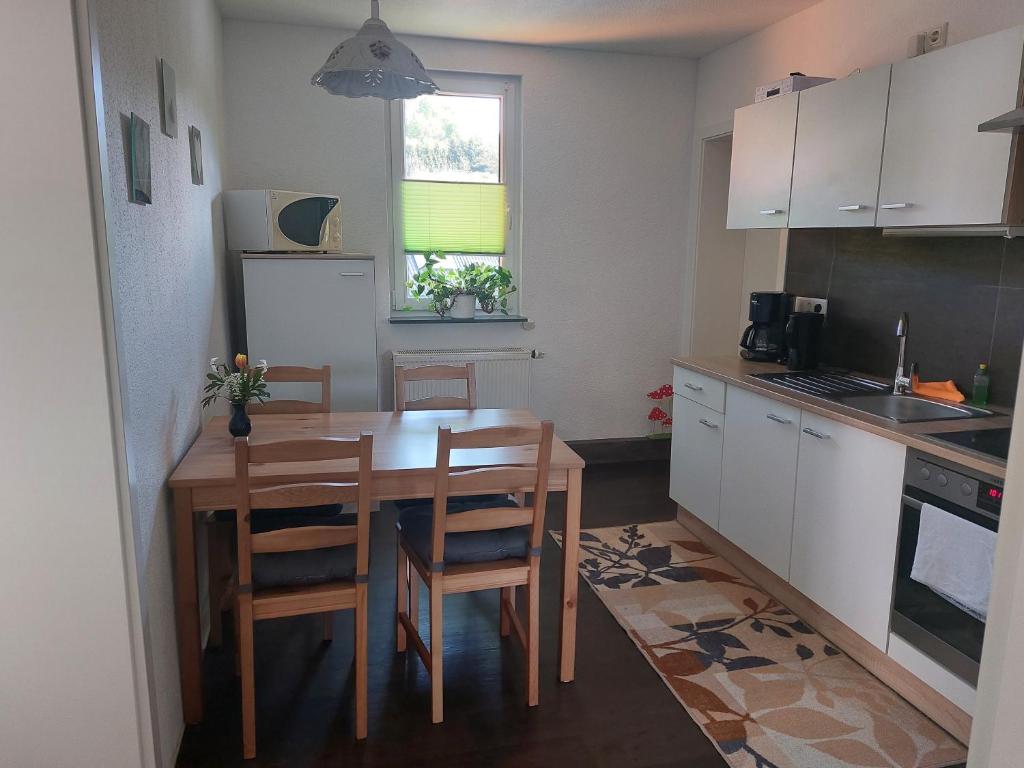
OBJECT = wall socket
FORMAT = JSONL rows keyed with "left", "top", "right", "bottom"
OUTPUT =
{"left": 912, "top": 22, "right": 949, "bottom": 56}
{"left": 793, "top": 296, "right": 828, "bottom": 316}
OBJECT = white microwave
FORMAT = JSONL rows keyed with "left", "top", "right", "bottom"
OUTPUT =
{"left": 224, "top": 189, "right": 342, "bottom": 252}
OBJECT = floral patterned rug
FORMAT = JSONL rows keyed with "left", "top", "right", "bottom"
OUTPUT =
{"left": 552, "top": 521, "right": 967, "bottom": 768}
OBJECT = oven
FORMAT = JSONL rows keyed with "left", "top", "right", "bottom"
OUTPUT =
{"left": 892, "top": 449, "right": 1001, "bottom": 686}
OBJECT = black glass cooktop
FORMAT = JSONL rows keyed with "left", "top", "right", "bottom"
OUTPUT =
{"left": 929, "top": 427, "right": 1011, "bottom": 462}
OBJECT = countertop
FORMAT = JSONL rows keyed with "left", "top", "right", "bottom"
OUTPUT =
{"left": 672, "top": 356, "right": 1011, "bottom": 479}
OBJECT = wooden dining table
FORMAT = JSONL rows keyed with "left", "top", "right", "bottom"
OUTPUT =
{"left": 168, "top": 408, "right": 586, "bottom": 724}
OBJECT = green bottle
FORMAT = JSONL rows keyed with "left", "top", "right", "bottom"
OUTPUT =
{"left": 972, "top": 364, "right": 990, "bottom": 407}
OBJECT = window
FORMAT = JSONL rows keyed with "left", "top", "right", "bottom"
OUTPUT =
{"left": 389, "top": 72, "right": 521, "bottom": 313}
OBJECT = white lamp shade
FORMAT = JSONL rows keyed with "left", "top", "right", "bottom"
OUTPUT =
{"left": 311, "top": 5, "right": 438, "bottom": 100}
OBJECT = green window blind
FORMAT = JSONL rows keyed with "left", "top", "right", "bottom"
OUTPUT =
{"left": 402, "top": 180, "right": 506, "bottom": 254}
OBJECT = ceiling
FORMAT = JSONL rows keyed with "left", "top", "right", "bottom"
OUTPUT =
{"left": 217, "top": 0, "right": 821, "bottom": 58}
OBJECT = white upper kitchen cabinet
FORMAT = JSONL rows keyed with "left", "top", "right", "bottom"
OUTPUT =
{"left": 790, "top": 412, "right": 906, "bottom": 650}
{"left": 670, "top": 394, "right": 725, "bottom": 529}
{"left": 719, "top": 387, "right": 801, "bottom": 579}
{"left": 789, "top": 66, "right": 892, "bottom": 228}
{"left": 727, "top": 92, "right": 799, "bottom": 229}
{"left": 877, "top": 25, "right": 1024, "bottom": 228}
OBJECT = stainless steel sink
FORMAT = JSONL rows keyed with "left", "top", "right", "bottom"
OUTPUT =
{"left": 837, "top": 394, "right": 993, "bottom": 423}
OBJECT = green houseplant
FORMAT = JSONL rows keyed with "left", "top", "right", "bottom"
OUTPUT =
{"left": 407, "top": 251, "right": 517, "bottom": 318}
{"left": 202, "top": 353, "right": 270, "bottom": 436}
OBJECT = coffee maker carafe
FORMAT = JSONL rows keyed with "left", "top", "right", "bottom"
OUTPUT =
{"left": 740, "top": 291, "right": 789, "bottom": 362}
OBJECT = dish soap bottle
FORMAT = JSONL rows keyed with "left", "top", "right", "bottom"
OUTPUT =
{"left": 972, "top": 363, "right": 990, "bottom": 407}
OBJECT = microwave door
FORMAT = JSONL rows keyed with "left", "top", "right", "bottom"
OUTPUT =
{"left": 274, "top": 196, "right": 336, "bottom": 249}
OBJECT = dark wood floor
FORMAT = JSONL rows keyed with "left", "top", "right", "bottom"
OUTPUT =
{"left": 176, "top": 460, "right": 728, "bottom": 767}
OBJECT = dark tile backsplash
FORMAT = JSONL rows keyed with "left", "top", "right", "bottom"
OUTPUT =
{"left": 784, "top": 229, "right": 1024, "bottom": 406}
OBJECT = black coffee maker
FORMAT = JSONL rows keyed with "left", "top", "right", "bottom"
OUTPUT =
{"left": 785, "top": 312, "right": 825, "bottom": 370}
{"left": 740, "top": 291, "right": 789, "bottom": 362}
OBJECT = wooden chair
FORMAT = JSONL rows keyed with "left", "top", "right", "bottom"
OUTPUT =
{"left": 207, "top": 364, "right": 332, "bottom": 648}
{"left": 234, "top": 433, "right": 373, "bottom": 758}
{"left": 247, "top": 364, "right": 331, "bottom": 414}
{"left": 395, "top": 421, "right": 555, "bottom": 723}
{"left": 394, "top": 363, "right": 477, "bottom": 411}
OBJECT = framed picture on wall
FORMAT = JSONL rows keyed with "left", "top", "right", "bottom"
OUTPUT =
{"left": 189, "top": 126, "right": 203, "bottom": 185}
{"left": 130, "top": 112, "right": 152, "bottom": 204}
{"left": 160, "top": 59, "right": 177, "bottom": 138}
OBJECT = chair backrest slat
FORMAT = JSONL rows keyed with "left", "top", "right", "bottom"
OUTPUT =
{"left": 248, "top": 365, "right": 331, "bottom": 415}
{"left": 447, "top": 467, "right": 538, "bottom": 495}
{"left": 249, "top": 482, "right": 358, "bottom": 509}
{"left": 248, "top": 437, "right": 362, "bottom": 465}
{"left": 448, "top": 424, "right": 542, "bottom": 449}
{"left": 234, "top": 433, "right": 373, "bottom": 593}
{"left": 395, "top": 363, "right": 477, "bottom": 412}
{"left": 429, "top": 421, "right": 555, "bottom": 566}
{"left": 444, "top": 506, "right": 534, "bottom": 534}
{"left": 251, "top": 525, "right": 358, "bottom": 554}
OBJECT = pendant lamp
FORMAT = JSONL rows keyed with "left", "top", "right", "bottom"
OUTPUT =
{"left": 311, "top": 0, "right": 438, "bottom": 100}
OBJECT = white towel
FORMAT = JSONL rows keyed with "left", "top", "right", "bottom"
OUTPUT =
{"left": 911, "top": 502, "right": 996, "bottom": 622}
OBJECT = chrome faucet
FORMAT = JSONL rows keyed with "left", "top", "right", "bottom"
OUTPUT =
{"left": 894, "top": 312, "right": 911, "bottom": 394}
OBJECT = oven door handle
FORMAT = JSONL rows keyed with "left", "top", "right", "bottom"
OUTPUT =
{"left": 902, "top": 493, "right": 1000, "bottom": 525}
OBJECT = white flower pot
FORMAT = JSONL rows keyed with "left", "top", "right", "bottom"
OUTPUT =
{"left": 450, "top": 294, "right": 476, "bottom": 319}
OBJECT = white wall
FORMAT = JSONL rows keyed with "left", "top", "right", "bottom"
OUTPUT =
{"left": 222, "top": 20, "right": 697, "bottom": 440}
{"left": 0, "top": 3, "right": 143, "bottom": 766}
{"left": 694, "top": 0, "right": 1024, "bottom": 133}
{"left": 89, "top": 0, "right": 231, "bottom": 763}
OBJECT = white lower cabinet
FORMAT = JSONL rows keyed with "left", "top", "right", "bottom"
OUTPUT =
{"left": 719, "top": 387, "right": 801, "bottom": 579}
{"left": 790, "top": 412, "right": 906, "bottom": 650}
{"left": 669, "top": 395, "right": 725, "bottom": 529}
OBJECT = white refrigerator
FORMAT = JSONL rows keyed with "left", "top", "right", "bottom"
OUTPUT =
{"left": 242, "top": 254, "right": 378, "bottom": 411}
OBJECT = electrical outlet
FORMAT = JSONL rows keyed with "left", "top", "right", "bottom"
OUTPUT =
{"left": 921, "top": 22, "right": 948, "bottom": 53}
{"left": 793, "top": 296, "right": 828, "bottom": 316}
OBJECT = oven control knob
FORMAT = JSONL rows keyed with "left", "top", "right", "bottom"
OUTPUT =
{"left": 919, "top": 466, "right": 931, "bottom": 480}
{"left": 961, "top": 482, "right": 973, "bottom": 496}
{"left": 936, "top": 473, "right": 949, "bottom": 488}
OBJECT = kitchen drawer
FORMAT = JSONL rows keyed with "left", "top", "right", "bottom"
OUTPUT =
{"left": 673, "top": 366, "right": 726, "bottom": 413}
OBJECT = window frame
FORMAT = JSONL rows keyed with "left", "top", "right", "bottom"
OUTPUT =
{"left": 388, "top": 71, "right": 522, "bottom": 315}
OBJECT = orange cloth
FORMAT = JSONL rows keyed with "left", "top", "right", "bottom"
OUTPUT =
{"left": 912, "top": 379, "right": 965, "bottom": 404}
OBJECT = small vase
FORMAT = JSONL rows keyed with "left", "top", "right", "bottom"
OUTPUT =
{"left": 228, "top": 402, "right": 251, "bottom": 437}
{"left": 450, "top": 294, "right": 476, "bottom": 319}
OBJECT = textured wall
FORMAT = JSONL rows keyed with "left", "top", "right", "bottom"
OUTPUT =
{"left": 222, "top": 20, "right": 697, "bottom": 440}
{"left": 91, "top": 0, "right": 230, "bottom": 763}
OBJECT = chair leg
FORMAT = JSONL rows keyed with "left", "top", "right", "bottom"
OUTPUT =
{"left": 429, "top": 580, "right": 444, "bottom": 724}
{"left": 355, "top": 583, "right": 368, "bottom": 740}
{"left": 322, "top": 612, "right": 333, "bottom": 642}
{"left": 207, "top": 523, "right": 224, "bottom": 648}
{"left": 527, "top": 564, "right": 540, "bottom": 707}
{"left": 409, "top": 563, "right": 420, "bottom": 635}
{"left": 500, "top": 586, "right": 515, "bottom": 637}
{"left": 396, "top": 541, "right": 408, "bottom": 652}
{"left": 232, "top": 591, "right": 242, "bottom": 677}
{"left": 238, "top": 594, "right": 257, "bottom": 759}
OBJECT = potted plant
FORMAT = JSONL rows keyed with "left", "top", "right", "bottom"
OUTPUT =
{"left": 202, "top": 353, "right": 270, "bottom": 436}
{"left": 407, "top": 251, "right": 517, "bottom": 319}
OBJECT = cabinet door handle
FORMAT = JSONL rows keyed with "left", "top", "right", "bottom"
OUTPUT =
{"left": 759, "top": 209, "right": 785, "bottom": 215}
{"left": 339, "top": 271, "right": 366, "bottom": 277}
{"left": 698, "top": 418, "right": 720, "bottom": 430}
{"left": 880, "top": 203, "right": 913, "bottom": 210}
{"left": 838, "top": 204, "right": 868, "bottom": 211}
{"left": 683, "top": 382, "right": 704, "bottom": 392}
{"left": 802, "top": 427, "right": 831, "bottom": 440}
{"left": 766, "top": 413, "right": 792, "bottom": 425}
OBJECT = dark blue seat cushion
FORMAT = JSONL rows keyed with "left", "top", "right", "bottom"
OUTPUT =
{"left": 213, "top": 503, "right": 345, "bottom": 524}
{"left": 393, "top": 493, "right": 515, "bottom": 511}
{"left": 251, "top": 506, "right": 359, "bottom": 590}
{"left": 398, "top": 496, "right": 530, "bottom": 567}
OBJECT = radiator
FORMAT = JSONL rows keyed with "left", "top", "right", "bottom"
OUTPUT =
{"left": 391, "top": 347, "right": 532, "bottom": 409}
